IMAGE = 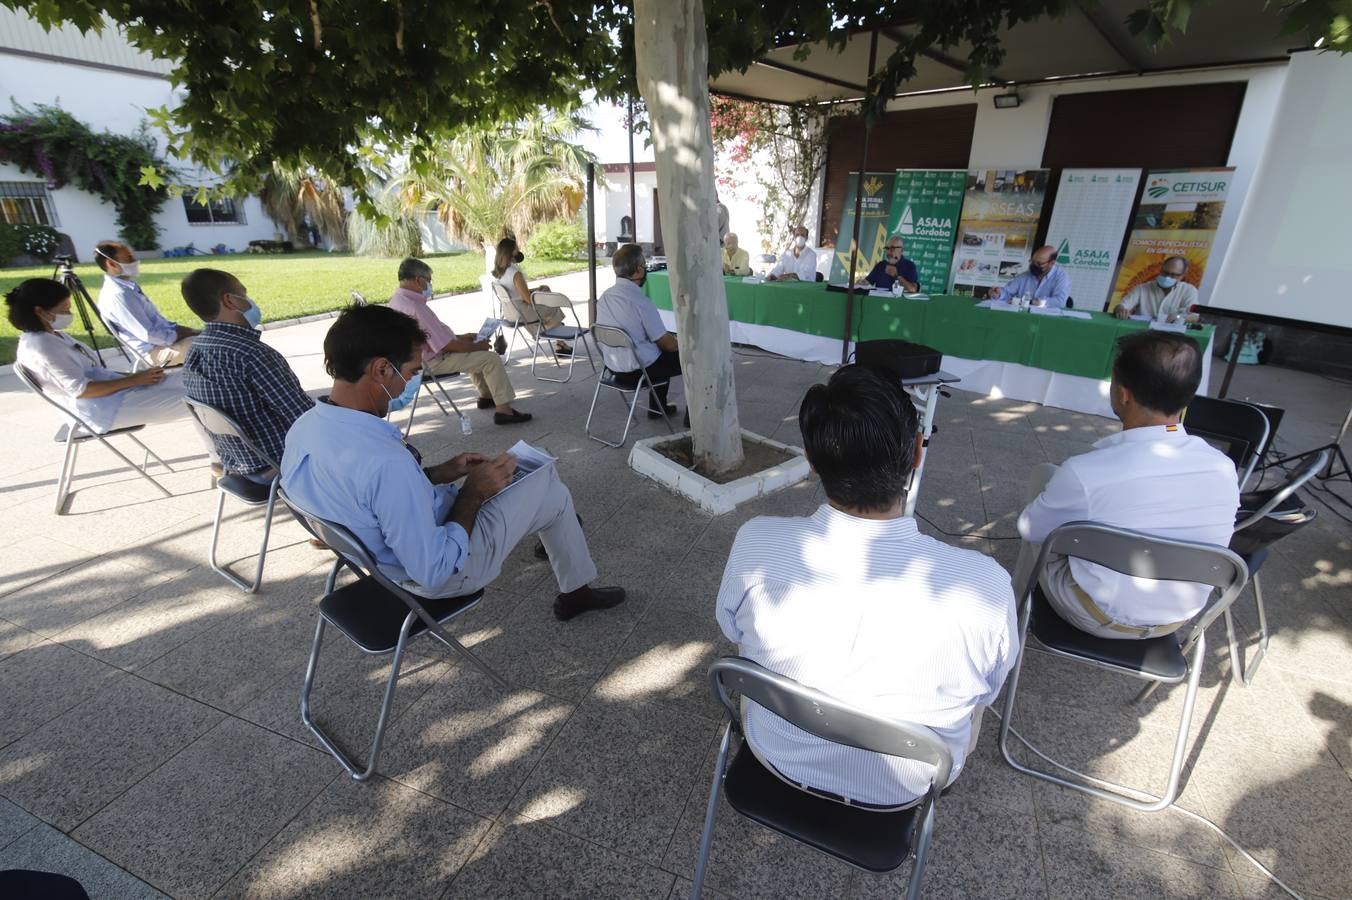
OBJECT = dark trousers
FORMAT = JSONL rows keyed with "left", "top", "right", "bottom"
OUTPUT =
{"left": 644, "top": 349, "right": 683, "bottom": 411}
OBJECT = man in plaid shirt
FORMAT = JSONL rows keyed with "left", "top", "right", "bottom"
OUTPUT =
{"left": 180, "top": 268, "right": 314, "bottom": 480}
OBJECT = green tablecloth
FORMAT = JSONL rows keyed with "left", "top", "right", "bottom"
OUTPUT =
{"left": 643, "top": 272, "right": 1214, "bottom": 381}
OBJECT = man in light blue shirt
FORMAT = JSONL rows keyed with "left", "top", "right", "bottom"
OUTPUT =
{"left": 988, "top": 245, "right": 1072, "bottom": 309}
{"left": 596, "top": 243, "right": 683, "bottom": 420}
{"left": 282, "top": 304, "right": 625, "bottom": 621}
{"left": 94, "top": 240, "right": 199, "bottom": 366}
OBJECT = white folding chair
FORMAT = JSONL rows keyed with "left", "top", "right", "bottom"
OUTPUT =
{"left": 521, "top": 290, "right": 596, "bottom": 383}
{"left": 998, "top": 522, "right": 1248, "bottom": 811}
{"left": 584, "top": 324, "right": 674, "bottom": 448}
{"left": 183, "top": 397, "right": 283, "bottom": 594}
{"left": 14, "top": 363, "right": 173, "bottom": 513}
{"left": 692, "top": 657, "right": 951, "bottom": 900}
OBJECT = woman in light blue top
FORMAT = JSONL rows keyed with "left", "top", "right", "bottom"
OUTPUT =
{"left": 8, "top": 279, "right": 189, "bottom": 433}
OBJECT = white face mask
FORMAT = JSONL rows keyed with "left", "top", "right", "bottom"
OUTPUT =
{"left": 117, "top": 260, "right": 140, "bottom": 279}
{"left": 50, "top": 312, "right": 74, "bottom": 331}
{"left": 794, "top": 236, "right": 807, "bottom": 249}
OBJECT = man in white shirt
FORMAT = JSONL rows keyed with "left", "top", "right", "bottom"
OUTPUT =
{"left": 595, "top": 243, "right": 685, "bottom": 421}
{"left": 1115, "top": 256, "right": 1199, "bottom": 321}
{"left": 1017, "top": 330, "right": 1239, "bottom": 639}
{"left": 94, "top": 240, "right": 199, "bottom": 366}
{"left": 766, "top": 225, "right": 818, "bottom": 282}
{"left": 717, "top": 365, "right": 1018, "bottom": 809}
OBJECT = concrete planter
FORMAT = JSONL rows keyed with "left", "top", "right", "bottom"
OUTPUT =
{"left": 628, "top": 429, "right": 811, "bottom": 514}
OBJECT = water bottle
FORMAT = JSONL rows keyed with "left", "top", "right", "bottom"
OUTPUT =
{"left": 460, "top": 415, "right": 472, "bottom": 436}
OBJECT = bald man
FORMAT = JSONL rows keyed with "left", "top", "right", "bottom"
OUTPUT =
{"left": 722, "top": 233, "right": 752, "bottom": 276}
{"left": 1115, "top": 256, "right": 1198, "bottom": 321}
{"left": 989, "top": 245, "right": 1072, "bottom": 309}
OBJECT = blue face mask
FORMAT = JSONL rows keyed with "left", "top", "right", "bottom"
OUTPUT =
{"left": 228, "top": 292, "right": 263, "bottom": 328}
{"left": 421, "top": 282, "right": 433, "bottom": 300}
{"left": 1156, "top": 275, "right": 1179, "bottom": 290}
{"left": 383, "top": 364, "right": 422, "bottom": 414}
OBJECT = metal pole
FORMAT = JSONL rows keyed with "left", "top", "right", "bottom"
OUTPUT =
{"left": 841, "top": 29, "right": 879, "bottom": 365}
{"left": 1217, "top": 319, "right": 1248, "bottom": 398}
{"left": 586, "top": 161, "right": 598, "bottom": 322}
{"left": 628, "top": 96, "right": 638, "bottom": 243}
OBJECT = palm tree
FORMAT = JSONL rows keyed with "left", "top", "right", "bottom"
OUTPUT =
{"left": 394, "top": 108, "right": 599, "bottom": 259}
{"left": 259, "top": 163, "right": 349, "bottom": 249}
{"left": 345, "top": 181, "right": 422, "bottom": 258}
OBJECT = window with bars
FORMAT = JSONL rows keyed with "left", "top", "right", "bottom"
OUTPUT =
{"left": 182, "top": 195, "right": 246, "bottom": 225}
{"left": 0, "top": 182, "right": 57, "bottom": 226}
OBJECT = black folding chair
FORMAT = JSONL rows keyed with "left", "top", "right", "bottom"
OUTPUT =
{"left": 1182, "top": 396, "right": 1271, "bottom": 489}
{"left": 1223, "top": 449, "right": 1329, "bottom": 686}
{"left": 998, "top": 522, "right": 1248, "bottom": 811}
{"left": 692, "top": 657, "right": 951, "bottom": 900}
{"left": 183, "top": 397, "right": 282, "bottom": 593}
{"left": 14, "top": 363, "right": 172, "bottom": 513}
{"left": 279, "top": 488, "right": 507, "bottom": 780}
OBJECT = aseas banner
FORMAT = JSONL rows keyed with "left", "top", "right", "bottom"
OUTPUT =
{"left": 828, "top": 171, "right": 897, "bottom": 284}
{"left": 1109, "top": 168, "right": 1234, "bottom": 311}
{"left": 1044, "top": 168, "right": 1141, "bottom": 311}
{"left": 948, "top": 168, "right": 1050, "bottom": 297}
{"left": 885, "top": 169, "right": 966, "bottom": 292}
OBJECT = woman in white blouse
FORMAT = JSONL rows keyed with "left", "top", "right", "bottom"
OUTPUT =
{"left": 7, "top": 278, "right": 189, "bottom": 433}
{"left": 492, "top": 237, "right": 571, "bottom": 355}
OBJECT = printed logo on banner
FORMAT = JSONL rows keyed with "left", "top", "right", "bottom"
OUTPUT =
{"left": 898, "top": 206, "right": 915, "bottom": 235}
{"left": 1147, "top": 179, "right": 1170, "bottom": 199}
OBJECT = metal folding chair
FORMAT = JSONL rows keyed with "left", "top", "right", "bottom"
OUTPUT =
{"left": 998, "top": 522, "right": 1248, "bottom": 811}
{"left": 584, "top": 324, "right": 674, "bottom": 448}
{"left": 398, "top": 373, "right": 465, "bottom": 440}
{"left": 1182, "top": 396, "right": 1271, "bottom": 489}
{"left": 279, "top": 488, "right": 508, "bottom": 780}
{"left": 14, "top": 364, "right": 173, "bottom": 513}
{"left": 521, "top": 290, "right": 597, "bottom": 383}
{"left": 1223, "top": 449, "right": 1328, "bottom": 686}
{"left": 692, "top": 657, "right": 951, "bottom": 900}
{"left": 183, "top": 397, "right": 282, "bottom": 593}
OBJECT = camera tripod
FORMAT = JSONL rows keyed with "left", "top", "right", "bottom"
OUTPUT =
{"left": 51, "top": 255, "right": 131, "bottom": 368}
{"left": 1265, "top": 400, "right": 1352, "bottom": 488}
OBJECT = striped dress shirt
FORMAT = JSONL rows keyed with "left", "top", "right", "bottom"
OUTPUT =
{"left": 182, "top": 322, "right": 314, "bottom": 473}
{"left": 717, "top": 504, "right": 1019, "bottom": 807}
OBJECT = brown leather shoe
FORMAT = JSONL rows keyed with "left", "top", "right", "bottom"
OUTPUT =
{"left": 553, "top": 586, "right": 626, "bottom": 621}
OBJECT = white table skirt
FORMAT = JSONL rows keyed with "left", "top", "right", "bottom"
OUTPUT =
{"left": 656, "top": 310, "right": 1214, "bottom": 418}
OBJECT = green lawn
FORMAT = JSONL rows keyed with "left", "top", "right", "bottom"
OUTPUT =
{"left": 0, "top": 250, "right": 586, "bottom": 364}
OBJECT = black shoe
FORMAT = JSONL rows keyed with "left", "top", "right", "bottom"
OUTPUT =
{"left": 476, "top": 397, "right": 496, "bottom": 410}
{"left": 554, "top": 343, "right": 573, "bottom": 357}
{"left": 493, "top": 334, "right": 507, "bottom": 355}
{"left": 494, "top": 410, "right": 533, "bottom": 425}
{"left": 683, "top": 409, "right": 690, "bottom": 427}
{"left": 553, "top": 586, "right": 626, "bottom": 621}
{"left": 647, "top": 403, "right": 677, "bottom": 420}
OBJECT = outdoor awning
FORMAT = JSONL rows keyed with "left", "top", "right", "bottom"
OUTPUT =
{"left": 710, "top": 0, "right": 1298, "bottom": 104}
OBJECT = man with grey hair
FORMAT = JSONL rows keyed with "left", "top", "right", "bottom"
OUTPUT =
{"left": 1115, "top": 255, "right": 1198, "bottom": 321}
{"left": 596, "top": 243, "right": 684, "bottom": 421}
{"left": 387, "top": 256, "right": 531, "bottom": 425}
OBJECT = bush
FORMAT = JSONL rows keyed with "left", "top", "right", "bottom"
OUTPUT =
{"left": 0, "top": 223, "right": 60, "bottom": 265}
{"left": 525, "top": 220, "right": 585, "bottom": 260}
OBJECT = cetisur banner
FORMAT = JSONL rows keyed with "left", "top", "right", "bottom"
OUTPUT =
{"left": 948, "top": 168, "right": 1051, "bottom": 297}
{"left": 828, "top": 171, "right": 897, "bottom": 284}
{"left": 885, "top": 169, "right": 966, "bottom": 292}
{"left": 1044, "top": 168, "right": 1142, "bottom": 312}
{"left": 1108, "top": 167, "right": 1234, "bottom": 311}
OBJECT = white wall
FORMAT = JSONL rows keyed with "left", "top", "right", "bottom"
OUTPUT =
{"left": 0, "top": 52, "right": 281, "bottom": 257}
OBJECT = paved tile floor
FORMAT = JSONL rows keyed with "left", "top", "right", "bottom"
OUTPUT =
{"left": 0, "top": 268, "right": 1348, "bottom": 899}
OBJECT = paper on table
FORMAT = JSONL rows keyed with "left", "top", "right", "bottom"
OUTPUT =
{"left": 741, "top": 275, "right": 765, "bottom": 284}
{"left": 988, "top": 302, "right": 1025, "bottom": 312}
{"left": 1129, "top": 314, "right": 1152, "bottom": 322}
{"left": 475, "top": 318, "right": 504, "bottom": 342}
{"left": 1029, "top": 306, "right": 1063, "bottom": 316}
{"left": 1060, "top": 310, "right": 1092, "bottom": 320}
{"left": 1148, "top": 320, "right": 1188, "bottom": 333}
{"left": 902, "top": 293, "right": 930, "bottom": 301}
{"left": 496, "top": 440, "right": 558, "bottom": 496}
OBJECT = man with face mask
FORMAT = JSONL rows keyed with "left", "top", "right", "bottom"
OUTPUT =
{"left": 864, "top": 236, "right": 920, "bottom": 292}
{"left": 388, "top": 256, "right": 531, "bottom": 425}
{"left": 988, "top": 245, "right": 1071, "bottom": 308}
{"left": 181, "top": 268, "right": 314, "bottom": 482}
{"left": 1115, "top": 256, "right": 1198, "bottom": 321}
{"left": 766, "top": 225, "right": 818, "bottom": 282}
{"left": 596, "top": 243, "right": 686, "bottom": 422}
{"left": 282, "top": 304, "right": 625, "bottom": 620}
{"left": 94, "top": 240, "right": 200, "bottom": 366}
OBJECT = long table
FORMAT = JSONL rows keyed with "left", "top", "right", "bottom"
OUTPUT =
{"left": 643, "top": 272, "right": 1215, "bottom": 417}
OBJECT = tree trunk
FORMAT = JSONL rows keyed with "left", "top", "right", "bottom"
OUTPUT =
{"left": 634, "top": 0, "right": 744, "bottom": 476}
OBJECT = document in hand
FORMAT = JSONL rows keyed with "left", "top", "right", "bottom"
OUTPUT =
{"left": 497, "top": 440, "right": 558, "bottom": 496}
{"left": 475, "top": 318, "right": 504, "bottom": 342}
